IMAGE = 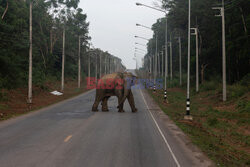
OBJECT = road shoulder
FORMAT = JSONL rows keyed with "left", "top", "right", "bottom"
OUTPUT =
{"left": 141, "top": 89, "right": 215, "bottom": 167}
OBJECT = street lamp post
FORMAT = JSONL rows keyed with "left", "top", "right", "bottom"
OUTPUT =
{"left": 99, "top": 52, "right": 102, "bottom": 78}
{"left": 184, "top": 0, "right": 193, "bottom": 120}
{"left": 191, "top": 28, "right": 199, "bottom": 92}
{"left": 88, "top": 52, "right": 91, "bottom": 85}
{"left": 135, "top": 42, "right": 146, "bottom": 47}
{"left": 78, "top": 36, "right": 85, "bottom": 88}
{"left": 28, "top": 1, "right": 33, "bottom": 104}
{"left": 61, "top": 28, "right": 65, "bottom": 92}
{"left": 169, "top": 35, "right": 173, "bottom": 81}
{"left": 212, "top": 0, "right": 227, "bottom": 101}
{"left": 178, "top": 36, "right": 182, "bottom": 86}
{"left": 136, "top": 2, "right": 168, "bottom": 102}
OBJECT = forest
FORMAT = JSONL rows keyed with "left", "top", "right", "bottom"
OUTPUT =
{"left": 144, "top": 0, "right": 249, "bottom": 85}
{"left": 0, "top": 0, "right": 122, "bottom": 90}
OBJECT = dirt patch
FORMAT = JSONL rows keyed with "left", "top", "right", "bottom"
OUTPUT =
{"left": 0, "top": 79, "right": 89, "bottom": 121}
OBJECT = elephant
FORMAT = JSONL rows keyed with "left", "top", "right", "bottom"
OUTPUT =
{"left": 92, "top": 72, "right": 138, "bottom": 113}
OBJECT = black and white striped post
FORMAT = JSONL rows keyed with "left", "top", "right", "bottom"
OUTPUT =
{"left": 184, "top": 0, "right": 193, "bottom": 121}
{"left": 184, "top": 98, "right": 192, "bottom": 120}
{"left": 164, "top": 89, "right": 168, "bottom": 103}
{"left": 186, "top": 98, "right": 190, "bottom": 115}
{"left": 153, "top": 84, "right": 156, "bottom": 93}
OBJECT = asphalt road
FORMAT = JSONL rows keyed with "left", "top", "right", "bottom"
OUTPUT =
{"left": 0, "top": 86, "right": 214, "bottom": 167}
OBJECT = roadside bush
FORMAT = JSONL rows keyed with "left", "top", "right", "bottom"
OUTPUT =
{"left": 207, "top": 117, "right": 219, "bottom": 127}
{"left": 200, "top": 80, "right": 220, "bottom": 91}
{"left": 239, "top": 74, "right": 250, "bottom": 89}
{"left": 228, "top": 84, "right": 248, "bottom": 99}
{"left": 237, "top": 100, "right": 250, "bottom": 113}
{"left": 0, "top": 90, "right": 8, "bottom": 101}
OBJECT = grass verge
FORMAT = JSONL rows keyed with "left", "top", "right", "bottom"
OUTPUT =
{"left": 148, "top": 86, "right": 250, "bottom": 167}
{"left": 0, "top": 78, "right": 90, "bottom": 121}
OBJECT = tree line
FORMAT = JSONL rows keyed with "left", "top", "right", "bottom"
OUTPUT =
{"left": 144, "top": 0, "right": 249, "bottom": 85}
{"left": 0, "top": 0, "right": 123, "bottom": 90}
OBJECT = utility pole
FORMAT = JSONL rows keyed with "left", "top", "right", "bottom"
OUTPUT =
{"left": 88, "top": 52, "right": 91, "bottom": 85}
{"left": 213, "top": 0, "right": 226, "bottom": 101}
{"left": 150, "top": 56, "right": 152, "bottom": 81}
{"left": 191, "top": 28, "right": 199, "bottom": 92}
{"left": 158, "top": 53, "right": 160, "bottom": 76}
{"left": 169, "top": 35, "right": 173, "bottom": 81}
{"left": 161, "top": 50, "right": 164, "bottom": 77}
{"left": 185, "top": 0, "right": 193, "bottom": 120}
{"left": 61, "top": 28, "right": 65, "bottom": 92}
{"left": 164, "top": 18, "right": 168, "bottom": 102}
{"left": 109, "top": 57, "right": 112, "bottom": 74}
{"left": 95, "top": 53, "right": 98, "bottom": 81}
{"left": 78, "top": 36, "right": 81, "bottom": 88}
{"left": 28, "top": 1, "right": 33, "bottom": 104}
{"left": 99, "top": 52, "right": 102, "bottom": 78}
{"left": 154, "top": 33, "right": 158, "bottom": 93}
{"left": 178, "top": 36, "right": 182, "bottom": 86}
{"left": 104, "top": 55, "right": 107, "bottom": 75}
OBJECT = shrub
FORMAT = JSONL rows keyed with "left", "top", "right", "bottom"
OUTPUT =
{"left": 237, "top": 100, "right": 250, "bottom": 113}
{"left": 200, "top": 80, "right": 220, "bottom": 91}
{"left": 228, "top": 84, "right": 248, "bottom": 99}
{"left": 207, "top": 117, "right": 219, "bottom": 127}
{"left": 239, "top": 74, "right": 250, "bottom": 88}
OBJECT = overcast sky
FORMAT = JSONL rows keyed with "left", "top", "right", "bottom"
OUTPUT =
{"left": 79, "top": 0, "right": 164, "bottom": 69}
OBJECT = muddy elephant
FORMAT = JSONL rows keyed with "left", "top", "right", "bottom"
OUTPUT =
{"left": 92, "top": 72, "right": 138, "bottom": 113}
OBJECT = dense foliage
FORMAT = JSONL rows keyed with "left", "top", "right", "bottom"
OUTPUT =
{"left": 145, "top": 0, "right": 249, "bottom": 84}
{"left": 0, "top": 0, "right": 121, "bottom": 89}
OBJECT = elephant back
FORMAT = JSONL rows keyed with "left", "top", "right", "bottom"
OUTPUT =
{"left": 97, "top": 73, "right": 123, "bottom": 85}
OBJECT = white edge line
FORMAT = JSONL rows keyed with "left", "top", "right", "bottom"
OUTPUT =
{"left": 140, "top": 90, "right": 181, "bottom": 167}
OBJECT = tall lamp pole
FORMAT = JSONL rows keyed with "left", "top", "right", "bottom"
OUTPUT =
{"left": 191, "top": 28, "right": 199, "bottom": 92}
{"left": 178, "top": 36, "right": 182, "bottom": 86}
{"left": 213, "top": 0, "right": 227, "bottom": 101}
{"left": 78, "top": 36, "right": 84, "bottom": 88}
{"left": 28, "top": 1, "right": 33, "bottom": 103}
{"left": 185, "top": 0, "right": 193, "bottom": 120}
{"left": 169, "top": 34, "right": 173, "bottom": 81}
{"left": 136, "top": 2, "right": 169, "bottom": 102}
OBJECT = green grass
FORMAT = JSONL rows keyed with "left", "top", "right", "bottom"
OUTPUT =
{"left": 0, "top": 104, "right": 8, "bottom": 110}
{"left": 148, "top": 86, "right": 250, "bottom": 167}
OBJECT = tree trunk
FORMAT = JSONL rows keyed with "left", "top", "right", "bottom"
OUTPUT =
{"left": 1, "top": 1, "right": 8, "bottom": 20}
{"left": 239, "top": 7, "right": 248, "bottom": 35}
{"left": 201, "top": 64, "right": 208, "bottom": 84}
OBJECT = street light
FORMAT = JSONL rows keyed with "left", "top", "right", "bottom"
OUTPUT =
{"left": 136, "top": 2, "right": 168, "bottom": 102}
{"left": 135, "top": 24, "right": 155, "bottom": 84}
{"left": 212, "top": 0, "right": 227, "bottom": 102}
{"left": 184, "top": 0, "right": 193, "bottom": 120}
{"left": 191, "top": 28, "right": 199, "bottom": 93}
{"left": 136, "top": 23, "right": 152, "bottom": 30}
{"left": 78, "top": 36, "right": 85, "bottom": 88}
{"left": 135, "top": 42, "right": 147, "bottom": 47}
{"left": 135, "top": 35, "right": 150, "bottom": 41}
{"left": 135, "top": 47, "right": 147, "bottom": 52}
{"left": 136, "top": 3, "right": 166, "bottom": 14}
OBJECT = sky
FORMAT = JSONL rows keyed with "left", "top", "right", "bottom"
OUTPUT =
{"left": 79, "top": 0, "right": 165, "bottom": 69}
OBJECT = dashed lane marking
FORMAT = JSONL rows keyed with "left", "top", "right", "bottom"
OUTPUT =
{"left": 64, "top": 135, "right": 72, "bottom": 142}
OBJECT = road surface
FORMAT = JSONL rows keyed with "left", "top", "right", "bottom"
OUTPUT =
{"left": 0, "top": 86, "right": 214, "bottom": 167}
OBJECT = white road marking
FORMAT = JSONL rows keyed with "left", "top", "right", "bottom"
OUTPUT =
{"left": 140, "top": 90, "right": 181, "bottom": 167}
{"left": 64, "top": 135, "right": 72, "bottom": 142}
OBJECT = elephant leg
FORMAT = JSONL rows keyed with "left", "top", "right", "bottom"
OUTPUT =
{"left": 128, "top": 91, "right": 138, "bottom": 113}
{"left": 118, "top": 95, "right": 125, "bottom": 113}
{"left": 92, "top": 90, "right": 103, "bottom": 112}
{"left": 102, "top": 96, "right": 110, "bottom": 112}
